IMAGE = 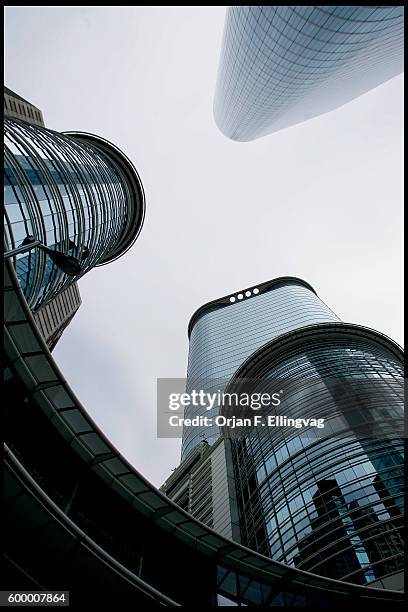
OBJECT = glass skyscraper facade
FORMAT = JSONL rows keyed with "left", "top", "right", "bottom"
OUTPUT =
{"left": 214, "top": 6, "right": 404, "bottom": 141}
{"left": 4, "top": 88, "right": 81, "bottom": 350}
{"left": 179, "top": 278, "right": 404, "bottom": 588}
{"left": 4, "top": 118, "right": 145, "bottom": 311}
{"left": 182, "top": 277, "right": 339, "bottom": 460}
{"left": 228, "top": 325, "right": 404, "bottom": 586}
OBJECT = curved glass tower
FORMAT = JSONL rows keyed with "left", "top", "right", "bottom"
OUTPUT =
{"left": 180, "top": 278, "right": 404, "bottom": 589}
{"left": 227, "top": 324, "right": 404, "bottom": 586}
{"left": 182, "top": 277, "right": 340, "bottom": 460}
{"left": 4, "top": 118, "right": 145, "bottom": 310}
{"left": 214, "top": 6, "right": 404, "bottom": 141}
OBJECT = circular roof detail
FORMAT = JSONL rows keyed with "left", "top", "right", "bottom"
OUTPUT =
{"left": 188, "top": 277, "right": 317, "bottom": 338}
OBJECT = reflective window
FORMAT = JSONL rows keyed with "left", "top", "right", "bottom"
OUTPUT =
{"left": 214, "top": 6, "right": 404, "bottom": 140}
{"left": 4, "top": 119, "right": 131, "bottom": 310}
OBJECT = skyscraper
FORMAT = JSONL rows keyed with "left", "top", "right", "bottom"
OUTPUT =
{"left": 4, "top": 115, "right": 145, "bottom": 312}
{"left": 214, "top": 6, "right": 404, "bottom": 141}
{"left": 163, "top": 277, "right": 404, "bottom": 589}
{"left": 182, "top": 278, "right": 339, "bottom": 460}
{"left": 226, "top": 322, "right": 404, "bottom": 587}
{"left": 4, "top": 88, "right": 83, "bottom": 350}
{"left": 4, "top": 86, "right": 45, "bottom": 127}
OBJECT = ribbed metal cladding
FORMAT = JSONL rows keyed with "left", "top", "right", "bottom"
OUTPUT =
{"left": 214, "top": 6, "right": 404, "bottom": 141}
{"left": 4, "top": 118, "right": 145, "bottom": 310}
{"left": 33, "top": 281, "right": 82, "bottom": 351}
{"left": 181, "top": 278, "right": 340, "bottom": 460}
{"left": 227, "top": 324, "right": 404, "bottom": 588}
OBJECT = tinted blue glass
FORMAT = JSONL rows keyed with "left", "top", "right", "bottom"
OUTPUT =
{"left": 231, "top": 338, "right": 404, "bottom": 586}
{"left": 4, "top": 119, "right": 131, "bottom": 310}
{"left": 182, "top": 282, "right": 339, "bottom": 459}
{"left": 214, "top": 6, "right": 404, "bottom": 140}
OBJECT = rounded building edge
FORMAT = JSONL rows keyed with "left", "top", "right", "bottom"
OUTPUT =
{"left": 188, "top": 277, "right": 317, "bottom": 339}
{"left": 227, "top": 321, "right": 404, "bottom": 383}
{"left": 213, "top": 101, "right": 265, "bottom": 143}
{"left": 63, "top": 131, "right": 146, "bottom": 265}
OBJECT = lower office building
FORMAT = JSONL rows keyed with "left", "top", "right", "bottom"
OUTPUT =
{"left": 161, "top": 439, "right": 240, "bottom": 541}
{"left": 163, "top": 278, "right": 404, "bottom": 590}
{"left": 4, "top": 86, "right": 45, "bottom": 127}
{"left": 32, "top": 281, "right": 81, "bottom": 350}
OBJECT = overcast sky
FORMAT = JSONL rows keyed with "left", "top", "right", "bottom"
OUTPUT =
{"left": 4, "top": 6, "right": 403, "bottom": 486}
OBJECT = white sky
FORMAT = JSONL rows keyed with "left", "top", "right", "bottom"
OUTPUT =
{"left": 4, "top": 6, "right": 403, "bottom": 486}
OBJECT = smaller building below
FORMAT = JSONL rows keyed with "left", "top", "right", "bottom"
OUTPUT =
{"left": 4, "top": 86, "right": 45, "bottom": 127}
{"left": 33, "top": 281, "right": 82, "bottom": 351}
